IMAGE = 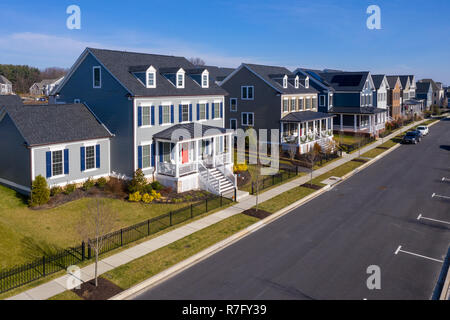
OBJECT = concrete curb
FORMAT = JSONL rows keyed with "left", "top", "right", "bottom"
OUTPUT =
{"left": 439, "top": 266, "right": 450, "bottom": 300}
{"left": 111, "top": 118, "right": 439, "bottom": 300}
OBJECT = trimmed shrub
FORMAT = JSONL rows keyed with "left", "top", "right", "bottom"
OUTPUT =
{"left": 128, "top": 169, "right": 147, "bottom": 194}
{"left": 233, "top": 163, "right": 248, "bottom": 173}
{"left": 64, "top": 184, "right": 76, "bottom": 195}
{"left": 50, "top": 186, "right": 63, "bottom": 197}
{"left": 143, "top": 183, "right": 153, "bottom": 194}
{"left": 96, "top": 177, "right": 108, "bottom": 189}
{"left": 82, "top": 178, "right": 95, "bottom": 191}
{"left": 30, "top": 175, "right": 50, "bottom": 206}
{"left": 151, "top": 180, "right": 164, "bottom": 191}
{"left": 151, "top": 189, "right": 162, "bottom": 200}
{"left": 142, "top": 193, "right": 154, "bottom": 203}
{"left": 129, "top": 191, "right": 142, "bottom": 202}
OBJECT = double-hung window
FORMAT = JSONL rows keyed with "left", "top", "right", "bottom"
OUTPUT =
{"left": 291, "top": 99, "right": 296, "bottom": 111}
{"left": 85, "top": 146, "right": 96, "bottom": 170}
{"left": 241, "top": 86, "right": 254, "bottom": 100}
{"left": 202, "top": 74, "right": 208, "bottom": 87}
{"left": 181, "top": 104, "right": 189, "bottom": 122}
{"left": 283, "top": 99, "right": 289, "bottom": 112}
{"left": 177, "top": 73, "right": 184, "bottom": 88}
{"left": 299, "top": 98, "right": 304, "bottom": 110}
{"left": 230, "top": 98, "right": 237, "bottom": 112}
{"left": 162, "top": 105, "right": 170, "bottom": 124}
{"left": 199, "top": 103, "right": 206, "bottom": 120}
{"left": 230, "top": 118, "right": 237, "bottom": 130}
{"left": 213, "top": 102, "right": 220, "bottom": 118}
{"left": 306, "top": 97, "right": 311, "bottom": 109}
{"left": 242, "top": 112, "right": 254, "bottom": 126}
{"left": 319, "top": 95, "right": 326, "bottom": 107}
{"left": 329, "top": 94, "right": 333, "bottom": 107}
{"left": 93, "top": 66, "right": 101, "bottom": 88}
{"left": 162, "top": 143, "right": 171, "bottom": 163}
{"left": 52, "top": 150, "right": 63, "bottom": 176}
{"left": 142, "top": 106, "right": 151, "bottom": 126}
{"left": 147, "top": 73, "right": 155, "bottom": 87}
{"left": 142, "top": 145, "right": 151, "bottom": 168}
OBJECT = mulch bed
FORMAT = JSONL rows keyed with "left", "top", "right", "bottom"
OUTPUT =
{"left": 242, "top": 208, "right": 272, "bottom": 219}
{"left": 376, "top": 146, "right": 390, "bottom": 150}
{"left": 72, "top": 277, "right": 123, "bottom": 300}
{"left": 301, "top": 183, "right": 322, "bottom": 190}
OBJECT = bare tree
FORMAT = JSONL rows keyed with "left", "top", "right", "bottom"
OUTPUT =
{"left": 77, "top": 199, "right": 118, "bottom": 287}
{"left": 40, "top": 67, "right": 68, "bottom": 80}
{"left": 287, "top": 144, "right": 297, "bottom": 162}
{"left": 189, "top": 57, "right": 206, "bottom": 66}
{"left": 305, "top": 143, "right": 321, "bottom": 184}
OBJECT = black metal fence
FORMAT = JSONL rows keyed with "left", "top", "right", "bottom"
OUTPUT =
{"left": 0, "top": 193, "right": 234, "bottom": 294}
{"left": 339, "top": 137, "right": 375, "bottom": 153}
{"left": 251, "top": 166, "right": 299, "bottom": 195}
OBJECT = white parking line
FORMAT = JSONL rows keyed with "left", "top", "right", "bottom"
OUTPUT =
{"left": 394, "top": 245, "right": 443, "bottom": 263}
{"left": 431, "top": 193, "right": 450, "bottom": 200}
{"left": 417, "top": 214, "right": 450, "bottom": 225}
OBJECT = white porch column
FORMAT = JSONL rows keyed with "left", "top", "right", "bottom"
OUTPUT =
{"left": 354, "top": 114, "right": 357, "bottom": 132}
{"left": 227, "top": 134, "right": 232, "bottom": 163}
{"left": 212, "top": 137, "right": 216, "bottom": 166}
{"left": 297, "top": 123, "right": 301, "bottom": 146}
{"left": 155, "top": 141, "right": 159, "bottom": 173}
{"left": 306, "top": 121, "right": 309, "bottom": 134}
{"left": 174, "top": 143, "right": 179, "bottom": 177}
{"left": 369, "top": 115, "right": 372, "bottom": 134}
{"left": 319, "top": 118, "right": 322, "bottom": 133}
{"left": 340, "top": 114, "right": 343, "bottom": 131}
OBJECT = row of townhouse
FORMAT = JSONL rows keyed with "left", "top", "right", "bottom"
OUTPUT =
{"left": 0, "top": 47, "right": 432, "bottom": 196}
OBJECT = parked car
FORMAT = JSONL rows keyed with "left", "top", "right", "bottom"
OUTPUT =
{"left": 416, "top": 126, "right": 429, "bottom": 136}
{"left": 402, "top": 131, "right": 422, "bottom": 144}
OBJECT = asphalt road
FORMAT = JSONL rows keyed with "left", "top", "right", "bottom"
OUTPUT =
{"left": 136, "top": 119, "right": 450, "bottom": 300}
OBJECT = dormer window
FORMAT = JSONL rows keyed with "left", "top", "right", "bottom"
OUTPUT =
{"left": 295, "top": 76, "right": 299, "bottom": 89}
{"left": 305, "top": 77, "right": 309, "bottom": 88}
{"left": 201, "top": 70, "right": 209, "bottom": 88}
{"left": 146, "top": 66, "right": 156, "bottom": 88}
{"left": 176, "top": 69, "right": 185, "bottom": 88}
{"left": 283, "top": 75, "right": 288, "bottom": 89}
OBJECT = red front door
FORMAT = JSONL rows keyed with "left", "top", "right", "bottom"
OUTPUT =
{"left": 182, "top": 143, "right": 189, "bottom": 164}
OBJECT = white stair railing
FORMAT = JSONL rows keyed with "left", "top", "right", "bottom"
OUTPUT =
{"left": 198, "top": 161, "right": 221, "bottom": 195}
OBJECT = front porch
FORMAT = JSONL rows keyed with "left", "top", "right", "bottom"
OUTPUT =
{"left": 153, "top": 123, "right": 236, "bottom": 195}
{"left": 280, "top": 111, "right": 334, "bottom": 154}
{"left": 331, "top": 108, "right": 387, "bottom": 136}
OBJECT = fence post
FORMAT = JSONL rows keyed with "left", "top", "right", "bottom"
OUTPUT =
{"left": 251, "top": 182, "right": 254, "bottom": 195}
{"left": 120, "top": 229, "right": 123, "bottom": 246}
{"left": 206, "top": 198, "right": 208, "bottom": 212}
{"left": 42, "top": 256, "right": 46, "bottom": 277}
{"left": 88, "top": 242, "right": 91, "bottom": 259}
{"left": 220, "top": 193, "right": 223, "bottom": 207}
{"left": 147, "top": 219, "right": 150, "bottom": 236}
{"left": 81, "top": 241, "right": 85, "bottom": 261}
{"left": 296, "top": 166, "right": 298, "bottom": 176}
{"left": 170, "top": 211, "right": 172, "bottom": 226}
{"left": 190, "top": 204, "right": 193, "bottom": 218}
{"left": 272, "top": 174, "right": 274, "bottom": 185}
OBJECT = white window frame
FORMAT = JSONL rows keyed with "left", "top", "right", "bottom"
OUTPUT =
{"left": 291, "top": 98, "right": 296, "bottom": 111}
{"left": 230, "top": 98, "right": 237, "bottom": 112}
{"left": 305, "top": 77, "right": 309, "bottom": 88}
{"left": 283, "top": 99, "right": 289, "bottom": 113}
{"left": 241, "top": 86, "right": 254, "bottom": 100}
{"left": 93, "top": 66, "right": 101, "bottom": 88}
{"left": 212, "top": 102, "right": 221, "bottom": 119}
{"left": 142, "top": 106, "right": 151, "bottom": 126}
{"left": 84, "top": 145, "right": 96, "bottom": 171}
{"left": 176, "top": 69, "right": 185, "bottom": 88}
{"left": 283, "top": 75, "right": 288, "bottom": 89}
{"left": 201, "top": 70, "right": 209, "bottom": 88}
{"left": 198, "top": 103, "right": 207, "bottom": 121}
{"left": 142, "top": 144, "right": 151, "bottom": 168}
{"left": 229, "top": 118, "right": 237, "bottom": 130}
{"left": 162, "top": 105, "right": 171, "bottom": 124}
{"left": 181, "top": 104, "right": 189, "bottom": 122}
{"left": 50, "top": 149, "right": 65, "bottom": 178}
{"left": 329, "top": 94, "right": 333, "bottom": 107}
{"left": 241, "top": 112, "right": 254, "bottom": 126}
{"left": 295, "top": 76, "right": 299, "bottom": 89}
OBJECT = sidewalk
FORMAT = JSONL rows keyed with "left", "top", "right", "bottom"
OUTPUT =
{"left": 7, "top": 119, "right": 425, "bottom": 300}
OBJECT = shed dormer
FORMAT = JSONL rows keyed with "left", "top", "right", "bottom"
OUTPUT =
{"left": 176, "top": 68, "right": 185, "bottom": 88}
{"left": 146, "top": 65, "right": 156, "bottom": 88}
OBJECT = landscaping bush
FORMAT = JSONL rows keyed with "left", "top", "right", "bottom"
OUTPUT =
{"left": 30, "top": 175, "right": 50, "bottom": 206}
{"left": 142, "top": 193, "right": 154, "bottom": 203}
{"left": 233, "top": 163, "right": 248, "bottom": 173}
{"left": 50, "top": 186, "right": 63, "bottom": 197}
{"left": 128, "top": 191, "right": 142, "bottom": 202}
{"left": 151, "top": 180, "right": 164, "bottom": 191}
{"left": 143, "top": 183, "right": 153, "bottom": 194}
{"left": 151, "top": 189, "right": 162, "bottom": 200}
{"left": 96, "top": 177, "right": 108, "bottom": 189}
{"left": 105, "top": 177, "right": 125, "bottom": 194}
{"left": 64, "top": 183, "right": 76, "bottom": 195}
{"left": 128, "top": 169, "right": 147, "bottom": 194}
{"left": 82, "top": 178, "right": 95, "bottom": 191}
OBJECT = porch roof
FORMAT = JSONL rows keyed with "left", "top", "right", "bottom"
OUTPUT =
{"left": 153, "top": 122, "right": 228, "bottom": 142}
{"left": 280, "top": 111, "right": 333, "bottom": 123}
{"left": 329, "top": 107, "right": 387, "bottom": 115}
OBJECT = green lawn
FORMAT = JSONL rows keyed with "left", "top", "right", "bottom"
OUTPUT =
{"left": 310, "top": 160, "right": 365, "bottom": 186}
{"left": 256, "top": 186, "right": 317, "bottom": 214}
{"left": 0, "top": 185, "right": 215, "bottom": 269}
{"left": 334, "top": 133, "right": 363, "bottom": 145}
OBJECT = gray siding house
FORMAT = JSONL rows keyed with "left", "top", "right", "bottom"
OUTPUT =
{"left": 0, "top": 75, "right": 13, "bottom": 95}
{"left": 0, "top": 95, "right": 112, "bottom": 194}
{"left": 52, "top": 48, "right": 235, "bottom": 195}
{"left": 220, "top": 63, "right": 334, "bottom": 154}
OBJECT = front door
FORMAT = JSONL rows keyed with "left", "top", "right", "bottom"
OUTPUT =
{"left": 182, "top": 143, "right": 189, "bottom": 164}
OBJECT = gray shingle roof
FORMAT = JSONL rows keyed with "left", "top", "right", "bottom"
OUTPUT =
{"left": 280, "top": 111, "right": 333, "bottom": 122}
{"left": 1, "top": 100, "right": 112, "bottom": 146}
{"left": 87, "top": 48, "right": 227, "bottom": 97}
{"left": 329, "top": 107, "right": 387, "bottom": 114}
{"left": 0, "top": 95, "right": 22, "bottom": 108}
{"left": 386, "top": 76, "right": 400, "bottom": 89}
{"left": 153, "top": 122, "right": 227, "bottom": 142}
{"left": 416, "top": 81, "right": 432, "bottom": 93}
{"left": 398, "top": 76, "right": 410, "bottom": 88}
{"left": 243, "top": 63, "right": 318, "bottom": 94}
{"left": 0, "top": 75, "right": 12, "bottom": 85}
{"left": 204, "top": 66, "right": 235, "bottom": 83}
{"left": 372, "top": 75, "right": 387, "bottom": 89}
{"left": 318, "top": 71, "right": 370, "bottom": 91}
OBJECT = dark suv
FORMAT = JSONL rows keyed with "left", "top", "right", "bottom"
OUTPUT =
{"left": 402, "top": 131, "right": 422, "bottom": 144}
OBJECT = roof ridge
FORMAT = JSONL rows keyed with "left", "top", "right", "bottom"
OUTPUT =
{"left": 87, "top": 47, "right": 188, "bottom": 60}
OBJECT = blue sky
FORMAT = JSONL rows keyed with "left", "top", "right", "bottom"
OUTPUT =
{"left": 0, "top": 0, "right": 449, "bottom": 84}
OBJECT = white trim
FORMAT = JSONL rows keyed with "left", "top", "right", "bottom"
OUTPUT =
{"left": 241, "top": 85, "right": 254, "bottom": 100}
{"left": 0, "top": 178, "right": 31, "bottom": 193}
{"left": 146, "top": 66, "right": 156, "bottom": 88}
{"left": 176, "top": 68, "right": 185, "bottom": 88}
{"left": 241, "top": 112, "right": 254, "bottom": 126}
{"left": 229, "top": 118, "right": 237, "bottom": 130}
{"left": 32, "top": 138, "right": 109, "bottom": 151}
{"left": 221, "top": 64, "right": 282, "bottom": 94}
{"left": 201, "top": 70, "right": 209, "bottom": 88}
{"left": 283, "top": 75, "right": 288, "bottom": 89}
{"left": 92, "top": 66, "right": 102, "bottom": 88}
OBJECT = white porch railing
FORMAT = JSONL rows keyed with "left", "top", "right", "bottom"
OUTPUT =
{"left": 157, "top": 162, "right": 176, "bottom": 176}
{"left": 282, "top": 130, "right": 333, "bottom": 145}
